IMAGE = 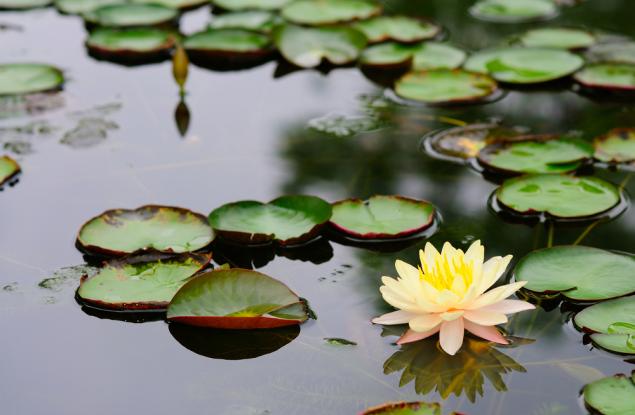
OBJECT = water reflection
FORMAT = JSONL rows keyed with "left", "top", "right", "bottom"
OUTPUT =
{"left": 174, "top": 97, "right": 191, "bottom": 137}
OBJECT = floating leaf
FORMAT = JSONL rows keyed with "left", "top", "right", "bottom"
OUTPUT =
{"left": 515, "top": 246, "right": 635, "bottom": 302}
{"left": 324, "top": 337, "right": 357, "bottom": 346}
{"left": 281, "top": 0, "right": 382, "bottom": 26}
{"left": 167, "top": 268, "right": 308, "bottom": 329}
{"left": 594, "top": 128, "right": 635, "bottom": 164}
{"left": 0, "top": 64, "right": 64, "bottom": 96}
{"left": 394, "top": 69, "right": 498, "bottom": 105}
{"left": 83, "top": 3, "right": 178, "bottom": 28}
{"left": 574, "top": 63, "right": 635, "bottom": 92}
{"left": 464, "top": 47, "right": 584, "bottom": 84}
{"left": 77, "top": 205, "right": 214, "bottom": 256}
{"left": 361, "top": 42, "right": 466, "bottom": 70}
{"left": 211, "top": 0, "right": 291, "bottom": 11}
{"left": 518, "top": 27, "right": 596, "bottom": 50}
{"left": 495, "top": 174, "right": 621, "bottom": 220}
{"left": 353, "top": 16, "right": 440, "bottom": 44}
{"left": 583, "top": 373, "right": 635, "bottom": 415}
{"left": 330, "top": 195, "right": 435, "bottom": 240}
{"left": 0, "top": 0, "right": 51, "bottom": 9}
{"left": 477, "top": 135, "right": 593, "bottom": 175}
{"left": 86, "top": 28, "right": 175, "bottom": 61}
{"left": 273, "top": 25, "right": 367, "bottom": 68}
{"left": 360, "top": 401, "right": 441, "bottom": 415}
{"left": 55, "top": 0, "right": 122, "bottom": 15}
{"left": 183, "top": 29, "right": 273, "bottom": 60}
{"left": 209, "top": 11, "right": 279, "bottom": 33}
{"left": 469, "top": 0, "right": 558, "bottom": 23}
{"left": 131, "top": 0, "right": 207, "bottom": 11}
{"left": 209, "top": 195, "right": 332, "bottom": 246}
{"left": 77, "top": 252, "right": 210, "bottom": 311}
{"left": 574, "top": 295, "right": 635, "bottom": 354}
{"left": 585, "top": 41, "right": 635, "bottom": 65}
{"left": 307, "top": 112, "right": 385, "bottom": 137}
{"left": 0, "top": 155, "right": 20, "bottom": 187}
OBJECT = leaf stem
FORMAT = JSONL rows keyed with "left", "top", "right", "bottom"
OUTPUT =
{"left": 546, "top": 222, "right": 554, "bottom": 248}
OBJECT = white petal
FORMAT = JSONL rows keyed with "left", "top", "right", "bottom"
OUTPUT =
{"left": 464, "top": 320, "right": 508, "bottom": 344}
{"left": 380, "top": 287, "right": 420, "bottom": 313}
{"left": 397, "top": 327, "right": 440, "bottom": 345}
{"left": 395, "top": 260, "right": 420, "bottom": 284}
{"left": 409, "top": 314, "right": 443, "bottom": 332}
{"left": 463, "top": 309, "right": 508, "bottom": 326}
{"left": 478, "top": 255, "right": 513, "bottom": 294}
{"left": 479, "top": 299, "right": 535, "bottom": 315}
{"left": 440, "top": 310, "right": 464, "bottom": 321}
{"left": 372, "top": 310, "right": 418, "bottom": 325}
{"left": 439, "top": 318, "right": 465, "bottom": 355}
{"left": 467, "top": 281, "right": 527, "bottom": 310}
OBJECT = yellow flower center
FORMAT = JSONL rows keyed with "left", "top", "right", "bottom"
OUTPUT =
{"left": 418, "top": 248, "right": 474, "bottom": 292}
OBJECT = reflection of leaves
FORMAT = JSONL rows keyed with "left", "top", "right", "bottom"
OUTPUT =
{"left": 307, "top": 112, "right": 388, "bottom": 137}
{"left": 383, "top": 337, "right": 527, "bottom": 402}
{"left": 174, "top": 98, "right": 190, "bottom": 137}
{"left": 4, "top": 140, "right": 33, "bottom": 155}
{"left": 60, "top": 117, "right": 119, "bottom": 148}
{"left": 38, "top": 264, "right": 98, "bottom": 292}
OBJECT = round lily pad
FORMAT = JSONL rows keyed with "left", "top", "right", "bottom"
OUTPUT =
{"left": 184, "top": 29, "right": 272, "bottom": 60}
{"left": 360, "top": 42, "right": 466, "bottom": 70}
{"left": 208, "top": 195, "right": 332, "bottom": 246}
{"left": 131, "top": 0, "right": 207, "bottom": 11}
{"left": 518, "top": 27, "right": 596, "bottom": 50}
{"left": 575, "top": 295, "right": 635, "bottom": 354}
{"left": 167, "top": 268, "right": 308, "bottom": 329}
{"left": 574, "top": 63, "right": 635, "bottom": 92}
{"left": 0, "top": 155, "right": 20, "bottom": 187}
{"left": 77, "top": 252, "right": 210, "bottom": 311}
{"left": 0, "top": 0, "right": 51, "bottom": 9}
{"left": 77, "top": 205, "right": 215, "bottom": 256}
{"left": 394, "top": 69, "right": 498, "bottom": 105}
{"left": 211, "top": 0, "right": 291, "bottom": 11}
{"left": 495, "top": 174, "right": 622, "bottom": 220}
{"left": 594, "top": 128, "right": 635, "bottom": 164}
{"left": 469, "top": 0, "right": 558, "bottom": 23}
{"left": 273, "top": 25, "right": 367, "bottom": 68}
{"left": 477, "top": 135, "right": 593, "bottom": 175}
{"left": 586, "top": 41, "right": 635, "bottom": 65}
{"left": 361, "top": 401, "right": 441, "bottom": 415}
{"left": 464, "top": 47, "right": 584, "bottom": 84}
{"left": 514, "top": 246, "right": 635, "bottom": 302}
{"left": 583, "top": 373, "right": 635, "bottom": 415}
{"left": 0, "top": 64, "right": 64, "bottom": 96}
{"left": 55, "top": 0, "right": 122, "bottom": 15}
{"left": 86, "top": 28, "right": 175, "bottom": 61}
{"left": 209, "top": 11, "right": 279, "bottom": 33}
{"left": 353, "top": 16, "right": 440, "bottom": 44}
{"left": 83, "top": 3, "right": 178, "bottom": 28}
{"left": 330, "top": 195, "right": 435, "bottom": 240}
{"left": 281, "top": 0, "right": 382, "bottom": 26}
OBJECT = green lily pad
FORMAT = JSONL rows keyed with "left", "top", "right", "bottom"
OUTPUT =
{"left": 0, "top": 64, "right": 64, "bottom": 96}
{"left": 209, "top": 11, "right": 279, "bottom": 33}
{"left": 361, "top": 42, "right": 466, "bottom": 70}
{"left": 167, "top": 268, "right": 308, "bottom": 329}
{"left": 514, "top": 246, "right": 635, "bottom": 302}
{"left": 86, "top": 28, "right": 175, "bottom": 59}
{"left": 0, "top": 0, "right": 51, "bottom": 9}
{"left": 495, "top": 174, "right": 621, "bottom": 220}
{"left": 0, "top": 155, "right": 20, "bottom": 187}
{"left": 583, "top": 373, "right": 635, "bottom": 415}
{"left": 77, "top": 252, "right": 210, "bottom": 311}
{"left": 518, "top": 27, "right": 596, "bottom": 50}
{"left": 209, "top": 195, "right": 332, "bottom": 246}
{"left": 361, "top": 402, "right": 443, "bottom": 415}
{"left": 464, "top": 47, "right": 584, "bottom": 84}
{"left": 477, "top": 135, "right": 593, "bottom": 175}
{"left": 594, "top": 128, "right": 635, "bottom": 164}
{"left": 273, "top": 25, "right": 367, "bottom": 68}
{"left": 574, "top": 63, "right": 635, "bottom": 92}
{"left": 55, "top": 0, "right": 122, "bottom": 15}
{"left": 77, "top": 205, "right": 215, "bottom": 256}
{"left": 575, "top": 295, "right": 635, "bottom": 354}
{"left": 83, "top": 3, "right": 178, "bottom": 28}
{"left": 586, "top": 41, "right": 635, "bottom": 65}
{"left": 353, "top": 16, "right": 440, "bottom": 44}
{"left": 281, "top": 0, "right": 381, "bottom": 26}
{"left": 131, "top": 0, "right": 207, "bottom": 11}
{"left": 394, "top": 69, "right": 498, "bottom": 105}
{"left": 211, "top": 0, "right": 291, "bottom": 11}
{"left": 330, "top": 195, "right": 435, "bottom": 240}
{"left": 184, "top": 29, "right": 272, "bottom": 59}
{"left": 469, "top": 0, "right": 558, "bottom": 23}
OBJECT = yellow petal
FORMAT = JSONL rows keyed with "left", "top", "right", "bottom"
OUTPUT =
{"left": 478, "top": 255, "right": 513, "bottom": 294}
{"left": 467, "top": 281, "right": 527, "bottom": 310}
{"left": 440, "top": 310, "right": 464, "bottom": 321}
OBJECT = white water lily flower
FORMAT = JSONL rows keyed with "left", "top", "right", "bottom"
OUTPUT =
{"left": 372, "top": 240, "right": 535, "bottom": 355}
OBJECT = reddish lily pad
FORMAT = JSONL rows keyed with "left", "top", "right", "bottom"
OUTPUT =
{"left": 86, "top": 28, "right": 175, "bottom": 62}
{"left": 77, "top": 205, "right": 214, "bottom": 256}
{"left": 360, "top": 401, "right": 442, "bottom": 415}
{"left": 574, "top": 295, "right": 635, "bottom": 354}
{"left": 0, "top": 155, "right": 21, "bottom": 187}
{"left": 77, "top": 252, "right": 210, "bottom": 311}
{"left": 574, "top": 62, "right": 635, "bottom": 92}
{"left": 353, "top": 16, "right": 441, "bottom": 44}
{"left": 583, "top": 372, "right": 635, "bottom": 415}
{"left": 281, "top": 0, "right": 382, "bottom": 26}
{"left": 167, "top": 268, "right": 308, "bottom": 329}
{"left": 594, "top": 128, "right": 635, "bottom": 164}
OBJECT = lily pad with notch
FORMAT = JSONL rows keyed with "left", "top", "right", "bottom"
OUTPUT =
{"left": 353, "top": 16, "right": 440, "bottom": 44}
{"left": 167, "top": 268, "right": 308, "bottom": 329}
{"left": 209, "top": 195, "right": 332, "bottom": 246}
{"left": 77, "top": 205, "right": 214, "bottom": 257}
{"left": 0, "top": 0, "right": 51, "bottom": 10}
{"left": 209, "top": 10, "right": 279, "bottom": 33}
{"left": 86, "top": 28, "right": 175, "bottom": 64}
{"left": 184, "top": 28, "right": 273, "bottom": 69}
{"left": 273, "top": 25, "right": 367, "bottom": 69}
{"left": 0, "top": 64, "right": 64, "bottom": 96}
{"left": 360, "top": 401, "right": 443, "bottom": 415}
{"left": 464, "top": 47, "right": 584, "bottom": 85}
{"left": 514, "top": 246, "right": 635, "bottom": 302}
{"left": 211, "top": 0, "right": 291, "bottom": 11}
{"left": 55, "top": 0, "right": 122, "bottom": 15}
{"left": 360, "top": 42, "right": 466, "bottom": 71}
{"left": 469, "top": 0, "right": 558, "bottom": 23}
{"left": 517, "top": 27, "right": 596, "bottom": 50}
{"left": 0, "top": 155, "right": 21, "bottom": 187}
{"left": 594, "top": 128, "right": 635, "bottom": 165}
{"left": 574, "top": 295, "right": 635, "bottom": 354}
{"left": 281, "top": 0, "right": 382, "bottom": 26}
{"left": 574, "top": 63, "right": 635, "bottom": 92}
{"left": 583, "top": 372, "right": 635, "bottom": 415}
{"left": 83, "top": 3, "right": 179, "bottom": 28}
{"left": 77, "top": 252, "right": 210, "bottom": 311}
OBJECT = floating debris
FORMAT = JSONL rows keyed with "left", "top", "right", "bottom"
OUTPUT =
{"left": 38, "top": 264, "right": 98, "bottom": 292}
{"left": 308, "top": 113, "right": 386, "bottom": 137}
{"left": 324, "top": 337, "right": 357, "bottom": 346}
{"left": 60, "top": 117, "right": 119, "bottom": 148}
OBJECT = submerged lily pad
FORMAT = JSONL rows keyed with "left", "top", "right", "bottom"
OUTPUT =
{"left": 464, "top": 47, "right": 584, "bottom": 84}
{"left": 353, "top": 16, "right": 440, "bottom": 44}
{"left": 86, "top": 28, "right": 175, "bottom": 60}
{"left": 77, "top": 205, "right": 214, "bottom": 256}
{"left": 518, "top": 27, "right": 595, "bottom": 50}
{"left": 495, "top": 174, "right": 621, "bottom": 220}
{"left": 585, "top": 41, "right": 635, "bottom": 65}
{"left": 281, "top": 0, "right": 381, "bottom": 26}
{"left": 594, "top": 128, "right": 635, "bottom": 164}
{"left": 470, "top": 0, "right": 558, "bottom": 23}
{"left": 575, "top": 295, "right": 635, "bottom": 354}
{"left": 209, "top": 11, "right": 278, "bottom": 33}
{"left": 361, "top": 42, "right": 466, "bottom": 70}
{"left": 0, "top": 0, "right": 51, "bottom": 9}
{"left": 514, "top": 246, "right": 635, "bottom": 302}
{"left": 167, "top": 268, "right": 308, "bottom": 329}
{"left": 84, "top": 3, "right": 178, "bottom": 28}
{"left": 77, "top": 252, "right": 210, "bottom": 311}
{"left": 184, "top": 29, "right": 273, "bottom": 59}
{"left": 0, "top": 155, "right": 20, "bottom": 187}
{"left": 273, "top": 25, "right": 367, "bottom": 68}
{"left": 211, "top": 0, "right": 291, "bottom": 11}
{"left": 330, "top": 195, "right": 435, "bottom": 240}
{"left": 477, "top": 135, "right": 593, "bottom": 175}
{"left": 361, "top": 401, "right": 441, "bottom": 415}
{"left": 0, "top": 64, "right": 64, "bottom": 96}
{"left": 574, "top": 63, "right": 635, "bottom": 92}
{"left": 209, "top": 195, "right": 332, "bottom": 246}
{"left": 583, "top": 373, "right": 635, "bottom": 415}
{"left": 55, "top": 0, "right": 122, "bottom": 15}
{"left": 394, "top": 69, "right": 498, "bottom": 105}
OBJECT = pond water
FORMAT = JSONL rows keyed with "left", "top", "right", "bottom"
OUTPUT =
{"left": 1, "top": 1, "right": 635, "bottom": 414}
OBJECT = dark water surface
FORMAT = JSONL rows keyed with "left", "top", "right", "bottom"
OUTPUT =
{"left": 2, "top": 1, "right": 635, "bottom": 414}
